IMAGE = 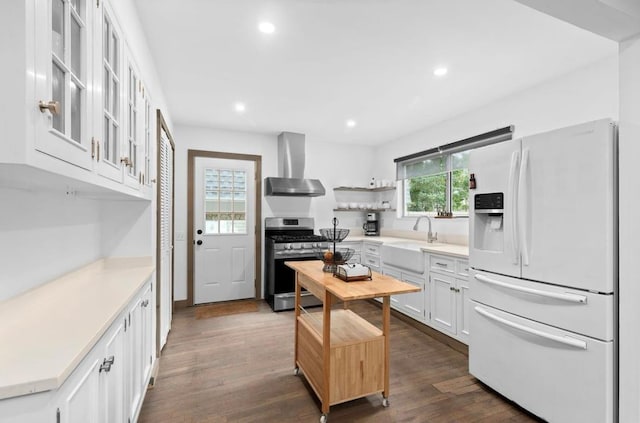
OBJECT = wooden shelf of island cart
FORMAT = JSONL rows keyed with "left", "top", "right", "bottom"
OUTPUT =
{"left": 333, "top": 186, "right": 396, "bottom": 192}
{"left": 333, "top": 208, "right": 396, "bottom": 212}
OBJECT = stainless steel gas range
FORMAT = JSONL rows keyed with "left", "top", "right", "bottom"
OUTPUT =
{"left": 264, "top": 217, "right": 327, "bottom": 311}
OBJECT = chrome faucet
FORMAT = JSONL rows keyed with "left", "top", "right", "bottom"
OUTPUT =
{"left": 413, "top": 216, "right": 438, "bottom": 243}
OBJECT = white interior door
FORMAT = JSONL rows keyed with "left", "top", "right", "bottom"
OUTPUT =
{"left": 158, "top": 129, "right": 173, "bottom": 350}
{"left": 194, "top": 157, "right": 256, "bottom": 304}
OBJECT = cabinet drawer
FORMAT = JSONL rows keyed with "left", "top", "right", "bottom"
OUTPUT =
{"left": 470, "top": 302, "right": 613, "bottom": 423}
{"left": 363, "top": 254, "right": 380, "bottom": 268}
{"left": 363, "top": 243, "right": 380, "bottom": 256}
{"left": 471, "top": 269, "right": 613, "bottom": 341}
{"left": 430, "top": 255, "right": 455, "bottom": 275}
{"left": 456, "top": 259, "right": 469, "bottom": 277}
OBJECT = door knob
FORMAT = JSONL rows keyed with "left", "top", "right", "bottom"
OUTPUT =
{"left": 197, "top": 229, "right": 203, "bottom": 235}
{"left": 38, "top": 100, "right": 60, "bottom": 115}
{"left": 196, "top": 240, "right": 203, "bottom": 245}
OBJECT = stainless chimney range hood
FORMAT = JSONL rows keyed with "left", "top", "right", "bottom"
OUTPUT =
{"left": 265, "top": 132, "right": 325, "bottom": 197}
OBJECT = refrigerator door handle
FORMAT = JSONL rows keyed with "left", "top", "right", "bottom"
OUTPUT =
{"left": 474, "top": 306, "right": 587, "bottom": 350}
{"left": 474, "top": 274, "right": 587, "bottom": 303}
{"left": 507, "top": 151, "right": 520, "bottom": 264}
{"left": 518, "top": 148, "right": 530, "bottom": 266}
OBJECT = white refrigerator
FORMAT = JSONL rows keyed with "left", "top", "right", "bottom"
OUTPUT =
{"left": 468, "top": 118, "right": 617, "bottom": 423}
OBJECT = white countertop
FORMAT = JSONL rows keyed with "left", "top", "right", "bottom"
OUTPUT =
{"left": 342, "top": 235, "right": 469, "bottom": 258}
{"left": 0, "top": 257, "right": 154, "bottom": 400}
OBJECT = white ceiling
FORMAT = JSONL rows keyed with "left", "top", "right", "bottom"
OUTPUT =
{"left": 134, "top": 0, "right": 617, "bottom": 145}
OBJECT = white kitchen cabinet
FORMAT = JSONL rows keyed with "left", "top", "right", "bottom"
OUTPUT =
{"left": 456, "top": 261, "right": 471, "bottom": 344}
{"left": 125, "top": 280, "right": 153, "bottom": 422}
{"left": 94, "top": 0, "right": 124, "bottom": 184}
{"left": 139, "top": 281, "right": 154, "bottom": 397}
{"left": 122, "top": 48, "right": 144, "bottom": 190}
{"left": 429, "top": 272, "right": 456, "bottom": 336}
{"left": 57, "top": 353, "right": 102, "bottom": 423}
{"left": 56, "top": 317, "right": 126, "bottom": 423}
{"left": 382, "top": 265, "right": 427, "bottom": 323}
{"left": 362, "top": 242, "right": 381, "bottom": 273}
{"left": 0, "top": 0, "right": 150, "bottom": 199}
{"left": 0, "top": 276, "right": 153, "bottom": 423}
{"left": 34, "top": 0, "right": 94, "bottom": 171}
{"left": 100, "top": 317, "right": 126, "bottom": 423}
{"left": 429, "top": 255, "right": 470, "bottom": 343}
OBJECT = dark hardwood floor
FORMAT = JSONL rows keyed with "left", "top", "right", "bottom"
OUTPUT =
{"left": 138, "top": 300, "right": 542, "bottom": 423}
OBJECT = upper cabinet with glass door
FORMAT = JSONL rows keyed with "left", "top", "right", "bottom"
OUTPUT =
{"left": 94, "top": 1, "right": 124, "bottom": 184}
{"left": 34, "top": 0, "right": 93, "bottom": 171}
{"left": 122, "top": 49, "right": 142, "bottom": 190}
{"left": 0, "top": 0, "right": 150, "bottom": 199}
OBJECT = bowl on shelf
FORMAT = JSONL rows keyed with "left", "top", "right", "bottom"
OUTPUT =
{"left": 319, "top": 228, "right": 350, "bottom": 242}
{"left": 318, "top": 248, "right": 355, "bottom": 272}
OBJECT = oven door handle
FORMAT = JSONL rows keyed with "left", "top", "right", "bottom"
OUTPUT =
{"left": 474, "top": 306, "right": 587, "bottom": 350}
{"left": 278, "top": 291, "right": 315, "bottom": 298}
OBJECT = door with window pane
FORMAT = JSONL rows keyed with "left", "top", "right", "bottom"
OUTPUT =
{"left": 34, "top": 0, "right": 93, "bottom": 170}
{"left": 194, "top": 157, "right": 256, "bottom": 304}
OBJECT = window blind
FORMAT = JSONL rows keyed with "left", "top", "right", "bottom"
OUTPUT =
{"left": 395, "top": 126, "right": 514, "bottom": 180}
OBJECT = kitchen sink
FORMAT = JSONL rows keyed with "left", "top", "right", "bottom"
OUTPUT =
{"left": 381, "top": 241, "right": 427, "bottom": 274}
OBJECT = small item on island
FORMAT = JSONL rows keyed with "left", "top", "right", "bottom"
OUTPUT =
{"left": 435, "top": 209, "right": 453, "bottom": 218}
{"left": 334, "top": 263, "right": 372, "bottom": 282}
{"left": 319, "top": 217, "right": 353, "bottom": 272}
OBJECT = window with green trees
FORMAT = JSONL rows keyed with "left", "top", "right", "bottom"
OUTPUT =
{"left": 395, "top": 127, "right": 513, "bottom": 217}
{"left": 401, "top": 151, "right": 470, "bottom": 216}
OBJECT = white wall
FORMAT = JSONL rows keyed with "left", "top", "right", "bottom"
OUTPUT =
{"left": 372, "top": 55, "right": 619, "bottom": 243}
{"left": 0, "top": 1, "right": 173, "bottom": 302}
{"left": 0, "top": 188, "right": 102, "bottom": 301}
{"left": 618, "top": 33, "right": 640, "bottom": 423}
{"left": 172, "top": 125, "right": 375, "bottom": 301}
{"left": 100, "top": 200, "right": 154, "bottom": 257}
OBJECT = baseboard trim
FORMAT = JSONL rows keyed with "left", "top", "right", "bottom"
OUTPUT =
{"left": 174, "top": 299, "right": 189, "bottom": 309}
{"left": 148, "top": 356, "right": 160, "bottom": 388}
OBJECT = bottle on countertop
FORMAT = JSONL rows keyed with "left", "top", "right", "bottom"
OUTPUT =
{"left": 469, "top": 173, "right": 476, "bottom": 189}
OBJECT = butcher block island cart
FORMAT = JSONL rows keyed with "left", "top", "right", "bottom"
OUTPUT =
{"left": 286, "top": 260, "right": 420, "bottom": 422}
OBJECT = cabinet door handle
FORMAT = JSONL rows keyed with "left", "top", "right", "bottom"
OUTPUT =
{"left": 435, "top": 262, "right": 448, "bottom": 267}
{"left": 96, "top": 140, "right": 100, "bottom": 162}
{"left": 38, "top": 100, "right": 60, "bottom": 115}
{"left": 120, "top": 157, "right": 132, "bottom": 167}
{"left": 99, "top": 356, "right": 115, "bottom": 372}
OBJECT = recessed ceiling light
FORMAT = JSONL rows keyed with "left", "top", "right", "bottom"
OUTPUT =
{"left": 234, "top": 102, "right": 246, "bottom": 113}
{"left": 258, "top": 21, "right": 275, "bottom": 34}
{"left": 346, "top": 119, "right": 357, "bottom": 128}
{"left": 433, "top": 67, "right": 448, "bottom": 77}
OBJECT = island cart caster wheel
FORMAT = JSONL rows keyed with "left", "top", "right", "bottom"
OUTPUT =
{"left": 320, "top": 414, "right": 328, "bottom": 423}
{"left": 382, "top": 397, "right": 390, "bottom": 407}
{"left": 294, "top": 367, "right": 299, "bottom": 376}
